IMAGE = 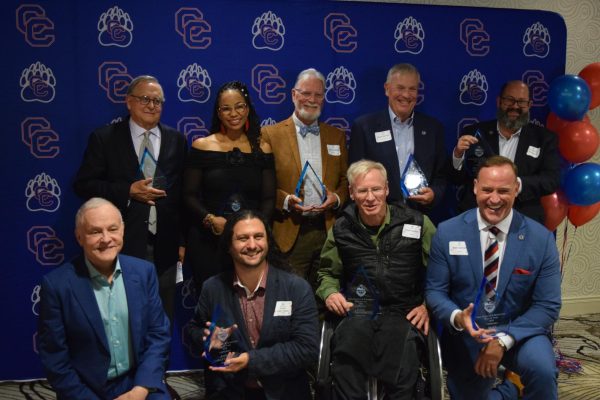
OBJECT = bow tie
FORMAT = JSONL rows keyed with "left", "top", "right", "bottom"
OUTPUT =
{"left": 299, "top": 124, "right": 320, "bottom": 137}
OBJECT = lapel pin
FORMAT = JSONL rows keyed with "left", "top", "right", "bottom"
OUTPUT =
{"left": 518, "top": 234, "right": 525, "bottom": 240}
{"left": 421, "top": 130, "right": 427, "bottom": 135}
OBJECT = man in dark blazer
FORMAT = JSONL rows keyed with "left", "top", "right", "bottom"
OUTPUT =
{"left": 73, "top": 75, "right": 187, "bottom": 321}
{"left": 426, "top": 156, "right": 561, "bottom": 399}
{"left": 186, "top": 209, "right": 319, "bottom": 400}
{"left": 449, "top": 80, "right": 560, "bottom": 224}
{"left": 38, "top": 198, "right": 171, "bottom": 400}
{"left": 349, "top": 63, "right": 447, "bottom": 215}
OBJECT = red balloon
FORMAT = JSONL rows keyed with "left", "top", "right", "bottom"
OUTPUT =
{"left": 541, "top": 192, "right": 568, "bottom": 231}
{"left": 546, "top": 112, "right": 590, "bottom": 133}
{"left": 568, "top": 202, "right": 600, "bottom": 227}
{"left": 557, "top": 121, "right": 600, "bottom": 163}
{"left": 579, "top": 62, "right": 600, "bottom": 110}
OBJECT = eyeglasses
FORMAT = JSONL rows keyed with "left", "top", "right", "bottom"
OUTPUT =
{"left": 219, "top": 103, "right": 248, "bottom": 115}
{"left": 354, "top": 186, "right": 385, "bottom": 199}
{"left": 294, "top": 89, "right": 324, "bottom": 101}
{"left": 500, "top": 96, "right": 531, "bottom": 108}
{"left": 130, "top": 94, "right": 164, "bottom": 107}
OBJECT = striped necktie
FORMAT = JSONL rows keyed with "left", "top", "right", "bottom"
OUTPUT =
{"left": 483, "top": 226, "right": 500, "bottom": 299}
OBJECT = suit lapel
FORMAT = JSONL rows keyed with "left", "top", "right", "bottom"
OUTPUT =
{"left": 495, "top": 213, "right": 525, "bottom": 299}
{"left": 121, "top": 258, "right": 143, "bottom": 355}
{"left": 284, "top": 118, "right": 303, "bottom": 175}
{"left": 464, "top": 212, "right": 484, "bottom": 286}
{"left": 513, "top": 124, "right": 530, "bottom": 166}
{"left": 257, "top": 267, "right": 278, "bottom": 346}
{"left": 156, "top": 123, "right": 171, "bottom": 167}
{"left": 118, "top": 119, "right": 142, "bottom": 178}
{"left": 319, "top": 123, "right": 330, "bottom": 182}
{"left": 70, "top": 257, "right": 110, "bottom": 353}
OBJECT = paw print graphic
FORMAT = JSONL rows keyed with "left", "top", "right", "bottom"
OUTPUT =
{"left": 31, "top": 285, "right": 41, "bottom": 316}
{"left": 25, "top": 172, "right": 61, "bottom": 212}
{"left": 177, "top": 63, "right": 211, "bottom": 103}
{"left": 98, "top": 6, "right": 133, "bottom": 47}
{"left": 180, "top": 279, "right": 197, "bottom": 309}
{"left": 20, "top": 62, "right": 56, "bottom": 103}
{"left": 394, "top": 17, "right": 424, "bottom": 54}
{"left": 523, "top": 22, "right": 550, "bottom": 58}
{"left": 325, "top": 66, "right": 356, "bottom": 105}
{"left": 459, "top": 70, "right": 488, "bottom": 106}
{"left": 261, "top": 117, "right": 277, "bottom": 127}
{"left": 252, "top": 11, "right": 285, "bottom": 51}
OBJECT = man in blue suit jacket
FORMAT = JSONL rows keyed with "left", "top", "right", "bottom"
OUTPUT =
{"left": 38, "top": 198, "right": 171, "bottom": 400}
{"left": 349, "top": 63, "right": 446, "bottom": 215}
{"left": 425, "top": 156, "right": 561, "bottom": 399}
{"left": 186, "top": 209, "right": 319, "bottom": 400}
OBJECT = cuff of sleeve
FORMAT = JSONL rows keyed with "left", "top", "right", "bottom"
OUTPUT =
{"left": 517, "top": 177, "right": 523, "bottom": 194}
{"left": 450, "top": 309, "right": 463, "bottom": 331}
{"left": 333, "top": 193, "right": 341, "bottom": 209}
{"left": 283, "top": 195, "right": 291, "bottom": 212}
{"left": 452, "top": 152, "right": 464, "bottom": 170}
{"left": 498, "top": 334, "right": 515, "bottom": 351}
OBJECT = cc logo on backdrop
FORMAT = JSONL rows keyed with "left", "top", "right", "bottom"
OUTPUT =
{"left": 252, "top": 64, "right": 286, "bottom": 104}
{"left": 98, "top": 6, "right": 133, "bottom": 47}
{"left": 324, "top": 117, "right": 350, "bottom": 144}
{"left": 25, "top": 172, "right": 61, "bottom": 212}
{"left": 175, "top": 7, "right": 212, "bottom": 49}
{"left": 31, "top": 285, "right": 41, "bottom": 316}
{"left": 177, "top": 117, "right": 210, "bottom": 146}
{"left": 459, "top": 69, "right": 488, "bottom": 106}
{"left": 522, "top": 70, "right": 549, "bottom": 107}
{"left": 460, "top": 18, "right": 490, "bottom": 56}
{"left": 523, "top": 22, "right": 550, "bottom": 58}
{"left": 21, "top": 117, "right": 60, "bottom": 158}
{"left": 417, "top": 81, "right": 425, "bottom": 106}
{"left": 16, "top": 4, "right": 55, "bottom": 47}
{"left": 252, "top": 11, "right": 285, "bottom": 51}
{"left": 324, "top": 13, "right": 357, "bottom": 53}
{"left": 27, "top": 226, "right": 64, "bottom": 266}
{"left": 457, "top": 117, "right": 480, "bottom": 137}
{"left": 325, "top": 66, "right": 356, "bottom": 105}
{"left": 394, "top": 16, "right": 425, "bottom": 55}
{"left": 261, "top": 117, "right": 277, "bottom": 127}
{"left": 20, "top": 62, "right": 56, "bottom": 103}
{"left": 98, "top": 61, "right": 132, "bottom": 103}
{"left": 177, "top": 63, "right": 212, "bottom": 103}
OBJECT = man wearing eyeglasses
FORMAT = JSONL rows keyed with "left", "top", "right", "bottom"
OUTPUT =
{"left": 74, "top": 75, "right": 187, "bottom": 321}
{"left": 261, "top": 68, "right": 348, "bottom": 289}
{"left": 450, "top": 80, "right": 560, "bottom": 224}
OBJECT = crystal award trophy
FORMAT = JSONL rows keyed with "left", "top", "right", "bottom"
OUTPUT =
{"left": 464, "top": 129, "right": 495, "bottom": 178}
{"left": 295, "top": 160, "right": 327, "bottom": 206}
{"left": 203, "top": 304, "right": 243, "bottom": 366}
{"left": 139, "top": 148, "right": 167, "bottom": 190}
{"left": 401, "top": 154, "right": 429, "bottom": 197}
{"left": 470, "top": 276, "right": 512, "bottom": 337}
{"left": 344, "top": 266, "right": 380, "bottom": 319}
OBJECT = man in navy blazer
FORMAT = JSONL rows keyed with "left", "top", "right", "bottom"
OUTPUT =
{"left": 73, "top": 75, "right": 187, "bottom": 321}
{"left": 449, "top": 80, "right": 560, "bottom": 224}
{"left": 38, "top": 198, "right": 171, "bottom": 400}
{"left": 186, "top": 209, "right": 319, "bottom": 400}
{"left": 349, "top": 63, "right": 446, "bottom": 215}
{"left": 426, "top": 156, "right": 561, "bottom": 399}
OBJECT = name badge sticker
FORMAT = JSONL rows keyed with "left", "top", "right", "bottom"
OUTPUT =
{"left": 274, "top": 301, "right": 292, "bottom": 316}
{"left": 327, "top": 144, "right": 341, "bottom": 156}
{"left": 526, "top": 146, "right": 540, "bottom": 158}
{"left": 449, "top": 241, "right": 468, "bottom": 256}
{"left": 402, "top": 224, "right": 421, "bottom": 239}
{"left": 375, "top": 130, "right": 392, "bottom": 143}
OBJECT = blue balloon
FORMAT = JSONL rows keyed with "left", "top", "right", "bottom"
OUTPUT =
{"left": 563, "top": 162, "right": 600, "bottom": 205}
{"left": 548, "top": 75, "right": 591, "bottom": 121}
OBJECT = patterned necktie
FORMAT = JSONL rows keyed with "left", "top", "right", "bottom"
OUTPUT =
{"left": 299, "top": 124, "right": 320, "bottom": 137}
{"left": 139, "top": 131, "right": 157, "bottom": 235}
{"left": 483, "top": 226, "right": 500, "bottom": 299}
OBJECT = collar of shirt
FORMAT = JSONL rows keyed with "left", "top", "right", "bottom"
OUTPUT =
{"left": 476, "top": 209, "right": 513, "bottom": 237}
{"left": 233, "top": 265, "right": 268, "bottom": 299}
{"left": 129, "top": 119, "right": 161, "bottom": 140}
{"left": 389, "top": 106, "right": 414, "bottom": 127}
{"left": 292, "top": 113, "right": 319, "bottom": 134}
{"left": 85, "top": 256, "right": 121, "bottom": 286}
{"left": 496, "top": 121, "right": 522, "bottom": 141}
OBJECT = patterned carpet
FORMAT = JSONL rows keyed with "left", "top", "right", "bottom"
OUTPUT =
{"left": 2, "top": 314, "right": 598, "bottom": 399}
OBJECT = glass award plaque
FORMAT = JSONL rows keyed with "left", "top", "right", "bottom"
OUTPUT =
{"left": 344, "top": 266, "right": 380, "bottom": 319}
{"left": 139, "top": 148, "right": 167, "bottom": 190}
{"left": 295, "top": 160, "right": 327, "bottom": 206}
{"left": 401, "top": 154, "right": 429, "bottom": 197}
{"left": 464, "top": 129, "right": 495, "bottom": 178}
{"left": 470, "top": 275, "right": 511, "bottom": 337}
{"left": 203, "top": 304, "right": 242, "bottom": 367}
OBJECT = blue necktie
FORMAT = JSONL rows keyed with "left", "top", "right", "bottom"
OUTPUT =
{"left": 299, "top": 124, "right": 320, "bottom": 137}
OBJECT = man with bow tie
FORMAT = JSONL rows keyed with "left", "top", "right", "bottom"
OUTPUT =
{"left": 261, "top": 68, "right": 348, "bottom": 288}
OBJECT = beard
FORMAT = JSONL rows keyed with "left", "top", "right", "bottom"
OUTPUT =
{"left": 295, "top": 104, "right": 322, "bottom": 124}
{"left": 497, "top": 107, "right": 529, "bottom": 131}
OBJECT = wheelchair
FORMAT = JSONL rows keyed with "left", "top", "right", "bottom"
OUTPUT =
{"left": 315, "top": 315, "right": 443, "bottom": 400}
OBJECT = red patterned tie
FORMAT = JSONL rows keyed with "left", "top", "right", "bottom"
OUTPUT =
{"left": 483, "top": 226, "right": 500, "bottom": 299}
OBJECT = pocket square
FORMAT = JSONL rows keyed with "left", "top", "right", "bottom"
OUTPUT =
{"left": 513, "top": 268, "right": 531, "bottom": 275}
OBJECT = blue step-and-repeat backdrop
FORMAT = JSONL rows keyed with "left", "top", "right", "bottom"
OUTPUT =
{"left": 0, "top": 0, "right": 565, "bottom": 380}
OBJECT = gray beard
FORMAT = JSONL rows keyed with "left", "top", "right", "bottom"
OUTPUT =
{"left": 497, "top": 108, "right": 529, "bottom": 131}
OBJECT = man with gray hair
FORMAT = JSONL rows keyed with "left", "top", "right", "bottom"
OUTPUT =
{"left": 261, "top": 68, "right": 348, "bottom": 288}
{"left": 38, "top": 198, "right": 171, "bottom": 399}
{"left": 349, "top": 63, "right": 447, "bottom": 217}
{"left": 74, "top": 75, "right": 187, "bottom": 321}
{"left": 316, "top": 160, "right": 435, "bottom": 399}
